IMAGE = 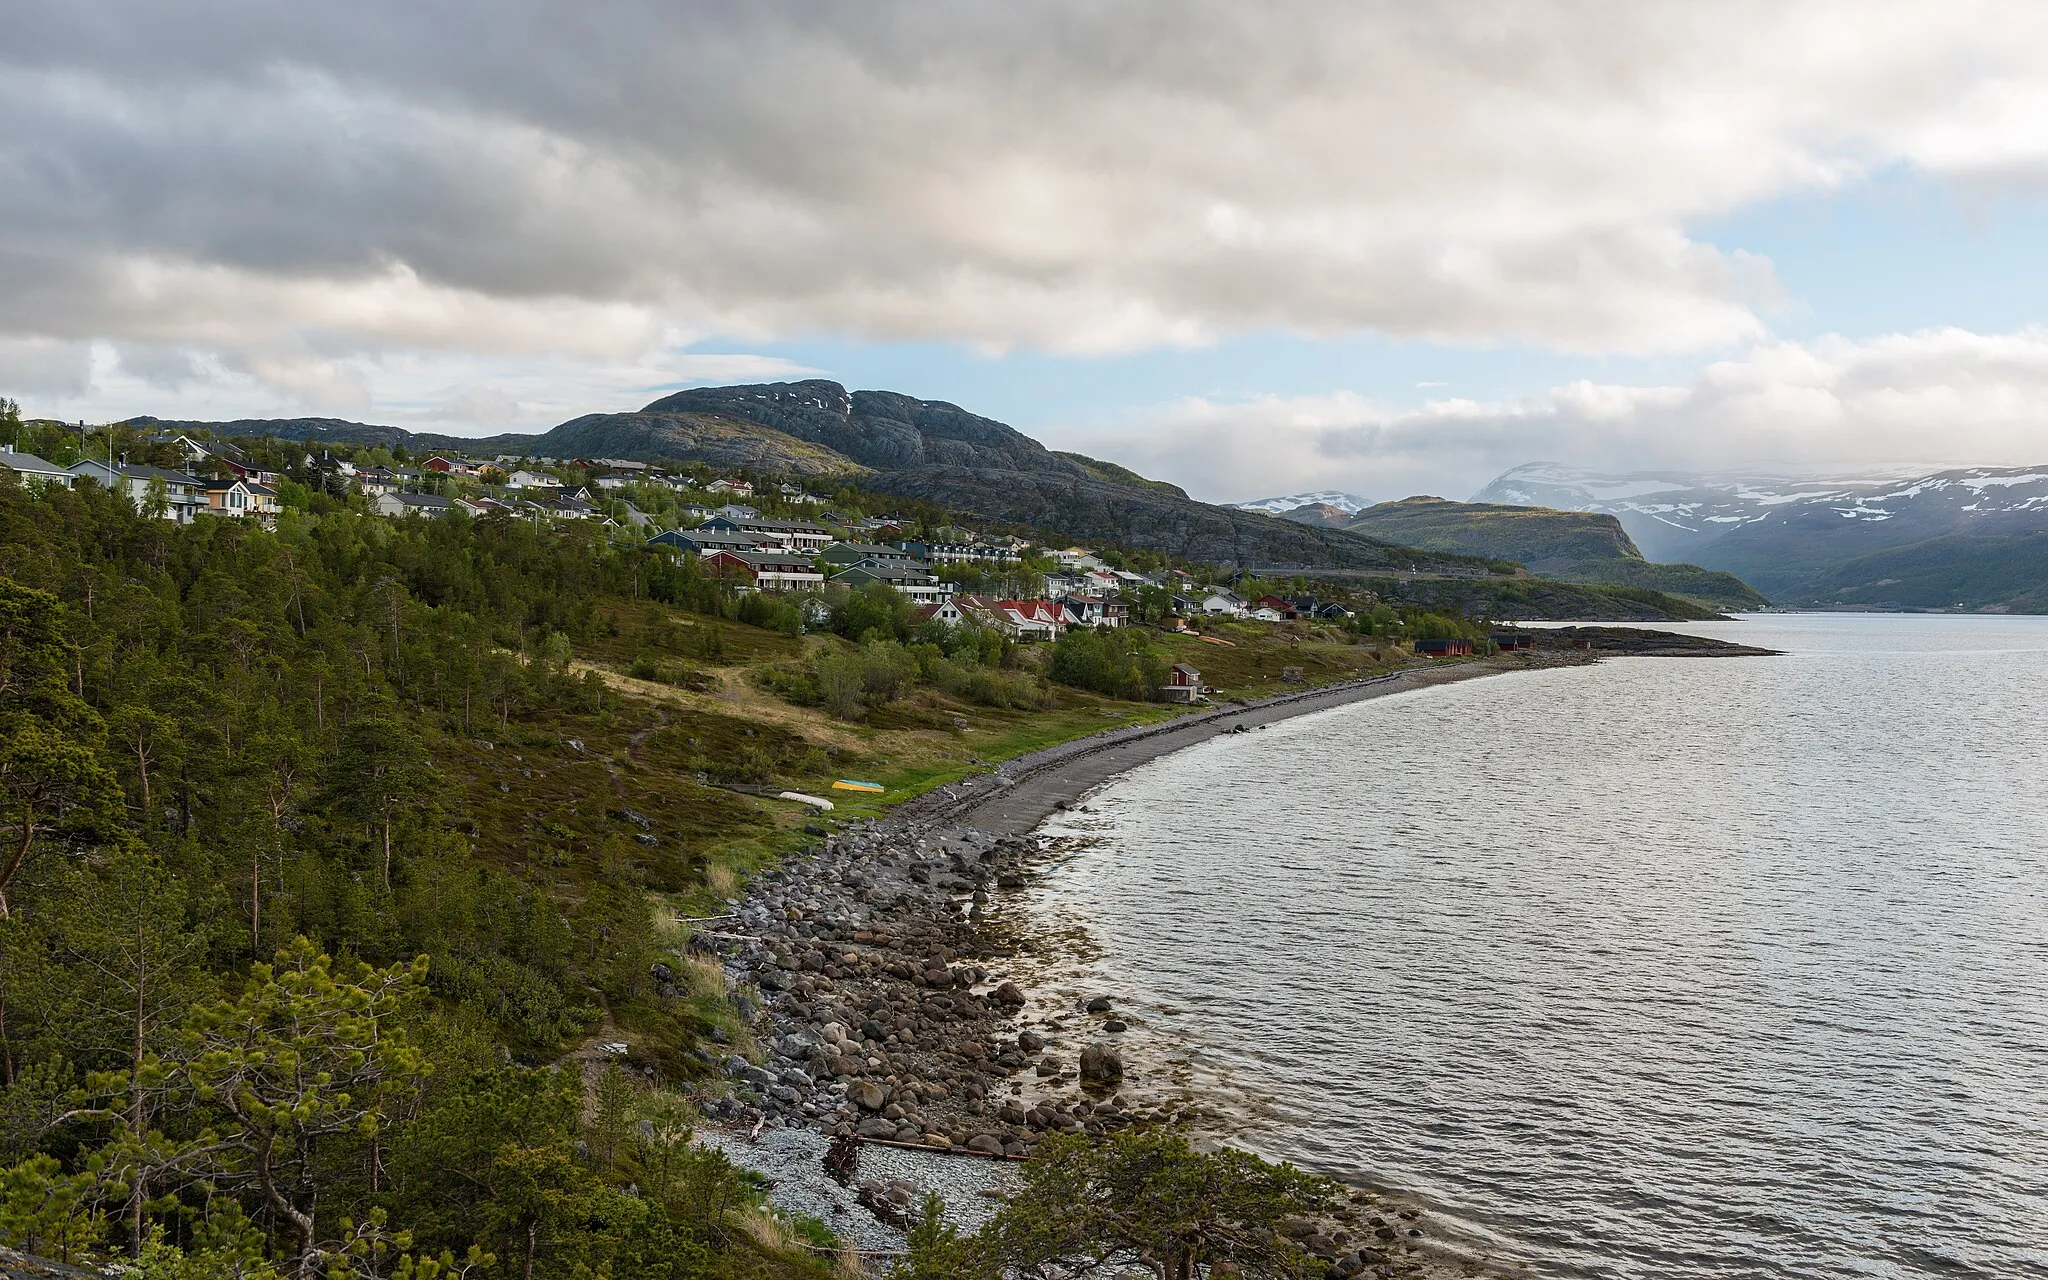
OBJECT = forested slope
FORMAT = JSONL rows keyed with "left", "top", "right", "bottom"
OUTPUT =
{"left": 0, "top": 477, "right": 848, "bottom": 1277}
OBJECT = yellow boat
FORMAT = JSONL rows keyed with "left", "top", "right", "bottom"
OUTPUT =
{"left": 831, "top": 779, "right": 885, "bottom": 794}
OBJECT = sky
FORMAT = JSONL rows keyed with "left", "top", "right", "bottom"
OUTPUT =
{"left": 10, "top": 2, "right": 2048, "bottom": 503}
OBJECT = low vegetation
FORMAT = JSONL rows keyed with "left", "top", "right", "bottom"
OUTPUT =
{"left": 0, "top": 469, "right": 1470, "bottom": 1275}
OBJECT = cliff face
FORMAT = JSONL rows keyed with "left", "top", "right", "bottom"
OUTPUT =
{"left": 1343, "top": 497, "right": 1767, "bottom": 609}
{"left": 639, "top": 381, "right": 1088, "bottom": 475}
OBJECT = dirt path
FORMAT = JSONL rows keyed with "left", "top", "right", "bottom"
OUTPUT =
{"left": 570, "top": 659, "right": 873, "bottom": 752}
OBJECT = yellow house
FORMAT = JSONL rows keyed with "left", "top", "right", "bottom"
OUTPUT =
{"left": 204, "top": 479, "right": 280, "bottom": 525}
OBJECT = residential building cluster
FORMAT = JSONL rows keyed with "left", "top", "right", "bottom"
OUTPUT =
{"left": 3, "top": 438, "right": 1356, "bottom": 660}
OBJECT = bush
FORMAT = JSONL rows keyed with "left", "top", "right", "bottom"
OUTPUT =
{"left": 754, "top": 662, "right": 821, "bottom": 706}
{"left": 1048, "top": 629, "right": 1169, "bottom": 701}
{"left": 735, "top": 591, "right": 805, "bottom": 636}
{"left": 809, "top": 639, "right": 923, "bottom": 720}
{"left": 831, "top": 582, "right": 915, "bottom": 642}
{"left": 927, "top": 656, "right": 1052, "bottom": 710}
{"left": 628, "top": 652, "right": 711, "bottom": 689}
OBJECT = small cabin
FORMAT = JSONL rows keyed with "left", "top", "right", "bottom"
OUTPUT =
{"left": 1491, "top": 633, "right": 1535, "bottom": 651}
{"left": 1414, "top": 638, "right": 1472, "bottom": 657}
{"left": 1160, "top": 663, "right": 1203, "bottom": 703}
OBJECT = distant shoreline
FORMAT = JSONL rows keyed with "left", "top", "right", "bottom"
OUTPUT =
{"left": 891, "top": 651, "right": 1593, "bottom": 838}
{"left": 890, "top": 627, "right": 1773, "bottom": 837}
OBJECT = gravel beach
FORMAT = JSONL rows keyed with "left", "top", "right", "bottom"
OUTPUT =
{"left": 692, "top": 654, "right": 1594, "bottom": 1276}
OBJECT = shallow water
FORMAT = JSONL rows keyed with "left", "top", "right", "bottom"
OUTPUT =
{"left": 1033, "top": 614, "right": 2048, "bottom": 1279}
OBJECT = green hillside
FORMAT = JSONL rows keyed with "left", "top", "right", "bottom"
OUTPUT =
{"left": 1052, "top": 450, "right": 1191, "bottom": 497}
{"left": 1344, "top": 497, "right": 1768, "bottom": 610}
{"left": 1790, "top": 531, "right": 2048, "bottom": 611}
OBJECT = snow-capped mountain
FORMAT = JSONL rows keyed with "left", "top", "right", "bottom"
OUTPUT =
{"left": 1472, "top": 461, "right": 2048, "bottom": 607}
{"left": 1471, "top": 463, "right": 1902, "bottom": 560}
{"left": 1234, "top": 490, "right": 1373, "bottom": 516}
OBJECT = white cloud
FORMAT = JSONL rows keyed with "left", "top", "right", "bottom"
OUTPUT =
{"left": 11, "top": 4, "right": 2048, "bottom": 425}
{"left": 1055, "top": 327, "right": 2048, "bottom": 502}
{"left": 34, "top": 340, "right": 821, "bottom": 436}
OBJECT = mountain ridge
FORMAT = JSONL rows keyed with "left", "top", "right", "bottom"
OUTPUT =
{"left": 122, "top": 384, "right": 1488, "bottom": 575}
{"left": 1334, "top": 496, "right": 1767, "bottom": 610}
{"left": 1473, "top": 461, "right": 2048, "bottom": 609}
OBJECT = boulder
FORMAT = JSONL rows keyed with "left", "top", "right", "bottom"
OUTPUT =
{"left": 1078, "top": 1045, "right": 1124, "bottom": 1085}
{"left": 849, "top": 1081, "right": 888, "bottom": 1112}
{"left": 964, "top": 1134, "right": 1005, "bottom": 1155}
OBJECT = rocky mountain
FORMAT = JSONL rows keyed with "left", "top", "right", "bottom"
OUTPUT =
{"left": 1271, "top": 502, "right": 1356, "bottom": 529}
{"left": 1339, "top": 497, "right": 1767, "bottom": 611}
{"left": 1474, "top": 461, "right": 2048, "bottom": 609}
{"left": 1235, "top": 490, "right": 1373, "bottom": 516}
{"left": 127, "top": 384, "right": 1489, "bottom": 574}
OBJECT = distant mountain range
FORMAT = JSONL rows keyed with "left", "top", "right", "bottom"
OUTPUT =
{"left": 1251, "top": 495, "right": 1766, "bottom": 610}
{"left": 1234, "top": 490, "right": 1373, "bottom": 516}
{"left": 1472, "top": 462, "right": 2048, "bottom": 610}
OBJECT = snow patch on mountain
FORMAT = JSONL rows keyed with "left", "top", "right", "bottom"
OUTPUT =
{"left": 1472, "top": 461, "right": 2048, "bottom": 563}
{"left": 1234, "top": 490, "right": 1373, "bottom": 515}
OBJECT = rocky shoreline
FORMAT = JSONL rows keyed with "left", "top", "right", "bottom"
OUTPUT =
{"left": 691, "top": 654, "right": 1626, "bottom": 1274}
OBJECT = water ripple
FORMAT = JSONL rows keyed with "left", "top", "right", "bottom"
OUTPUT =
{"left": 1031, "top": 615, "right": 2048, "bottom": 1280}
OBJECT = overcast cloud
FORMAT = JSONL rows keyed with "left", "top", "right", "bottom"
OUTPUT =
{"left": 8, "top": 2, "right": 2048, "bottom": 477}
{"left": 1053, "top": 327, "right": 2048, "bottom": 501}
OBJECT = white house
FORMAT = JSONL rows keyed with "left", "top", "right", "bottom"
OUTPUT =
{"left": 506, "top": 469, "right": 561, "bottom": 491}
{"left": 372, "top": 491, "right": 455, "bottom": 519}
{"left": 0, "top": 448, "right": 76, "bottom": 489}
{"left": 1201, "top": 591, "right": 1248, "bottom": 617}
{"left": 68, "top": 460, "right": 207, "bottom": 522}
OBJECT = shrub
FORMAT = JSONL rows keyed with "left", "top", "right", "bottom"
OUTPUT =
{"left": 1048, "top": 629, "right": 1169, "bottom": 701}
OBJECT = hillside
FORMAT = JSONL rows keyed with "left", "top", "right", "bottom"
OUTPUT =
{"left": 1053, "top": 450, "right": 1191, "bottom": 497}
{"left": 9, "top": 471, "right": 1561, "bottom": 1275}
{"left": 1805, "top": 532, "right": 2048, "bottom": 611}
{"left": 126, "top": 382, "right": 1493, "bottom": 575}
{"left": 1474, "top": 461, "right": 2048, "bottom": 610}
{"left": 1340, "top": 497, "right": 1768, "bottom": 610}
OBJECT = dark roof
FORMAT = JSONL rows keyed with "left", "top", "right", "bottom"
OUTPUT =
{"left": 831, "top": 564, "right": 940, "bottom": 586}
{"left": 0, "top": 451, "right": 71, "bottom": 477}
{"left": 652, "top": 529, "right": 769, "bottom": 552}
{"left": 728, "top": 550, "right": 821, "bottom": 570}
{"left": 824, "top": 541, "right": 914, "bottom": 559}
{"left": 703, "top": 515, "right": 830, "bottom": 534}
{"left": 110, "top": 463, "right": 206, "bottom": 485}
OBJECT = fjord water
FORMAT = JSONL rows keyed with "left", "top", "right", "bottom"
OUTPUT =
{"left": 1033, "top": 615, "right": 2048, "bottom": 1279}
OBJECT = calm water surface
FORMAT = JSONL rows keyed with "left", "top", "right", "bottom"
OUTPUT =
{"left": 1032, "top": 614, "right": 2048, "bottom": 1280}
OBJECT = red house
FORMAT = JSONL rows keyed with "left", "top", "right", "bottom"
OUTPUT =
{"left": 1161, "top": 663, "right": 1203, "bottom": 703}
{"left": 1414, "top": 638, "right": 1473, "bottom": 657}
